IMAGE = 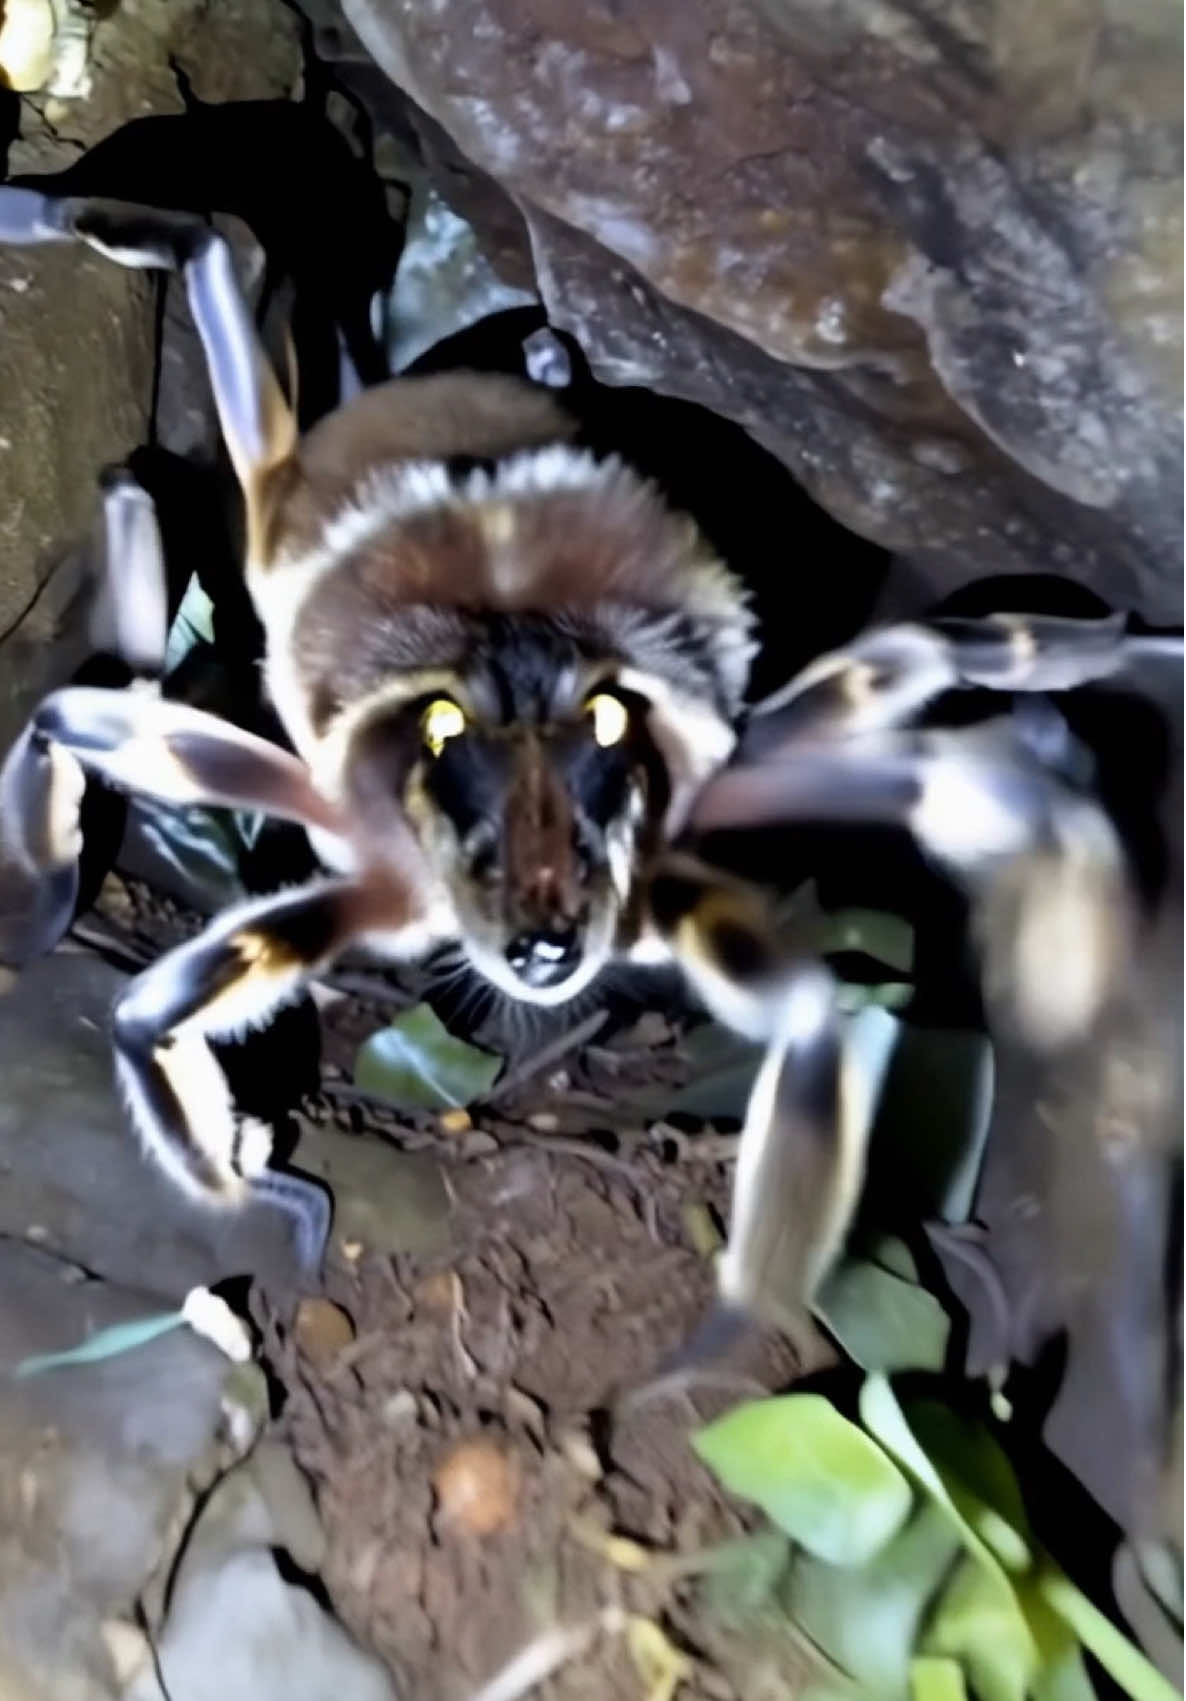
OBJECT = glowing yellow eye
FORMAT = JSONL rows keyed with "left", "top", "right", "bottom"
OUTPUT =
{"left": 421, "top": 697, "right": 466, "bottom": 757}
{"left": 587, "top": 691, "right": 629, "bottom": 748}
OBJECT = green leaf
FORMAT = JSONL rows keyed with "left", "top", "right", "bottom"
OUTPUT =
{"left": 869, "top": 1236, "right": 920, "bottom": 1282}
{"left": 778, "top": 883, "right": 915, "bottom": 976}
{"left": 910, "top": 1658, "right": 968, "bottom": 1701}
{"left": 837, "top": 981, "right": 914, "bottom": 1013}
{"left": 819, "top": 908, "right": 915, "bottom": 975}
{"left": 904, "top": 1403, "right": 1032, "bottom": 1572}
{"left": 701, "top": 1528, "right": 794, "bottom": 1620}
{"left": 694, "top": 1393, "right": 913, "bottom": 1567}
{"left": 787, "top": 1501, "right": 962, "bottom": 1700}
{"left": 858, "top": 1377, "right": 1038, "bottom": 1701}
{"left": 924, "top": 1555, "right": 1033, "bottom": 1701}
{"left": 816, "top": 1258, "right": 950, "bottom": 1374}
{"left": 1014, "top": 1576, "right": 1097, "bottom": 1701}
{"left": 636, "top": 1021, "right": 764, "bottom": 1119}
{"left": 13, "top": 1309, "right": 184, "bottom": 1378}
{"left": 1037, "top": 1569, "right": 1183, "bottom": 1701}
{"left": 164, "top": 573, "right": 215, "bottom": 671}
{"left": 355, "top": 1004, "right": 502, "bottom": 1110}
{"left": 133, "top": 797, "right": 249, "bottom": 909}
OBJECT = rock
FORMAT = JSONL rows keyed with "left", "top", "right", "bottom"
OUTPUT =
{"left": 0, "top": 0, "right": 302, "bottom": 750}
{"left": 432, "top": 1436, "right": 520, "bottom": 1537}
{"left": 8, "top": 0, "right": 300, "bottom": 178}
{"left": 294, "top": 1297, "right": 356, "bottom": 1372}
{"left": 0, "top": 954, "right": 309, "bottom": 1296}
{"left": 0, "top": 1240, "right": 254, "bottom": 1701}
{"left": 122, "top": 1432, "right": 392, "bottom": 1701}
{"left": 0, "top": 244, "right": 153, "bottom": 746}
{"left": 340, "top": 0, "right": 1182, "bottom": 621}
{"left": 127, "top": 1549, "right": 397, "bottom": 1701}
{"left": 291, "top": 1122, "right": 453, "bottom": 1258}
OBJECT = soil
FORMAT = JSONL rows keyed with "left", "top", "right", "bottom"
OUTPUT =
{"left": 89, "top": 871, "right": 819, "bottom": 1701}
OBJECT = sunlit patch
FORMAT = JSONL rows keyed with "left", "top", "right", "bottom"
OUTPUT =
{"left": 421, "top": 697, "right": 467, "bottom": 758}
{"left": 586, "top": 691, "right": 629, "bottom": 748}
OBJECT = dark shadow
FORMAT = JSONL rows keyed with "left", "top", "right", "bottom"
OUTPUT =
{"left": 7, "top": 84, "right": 404, "bottom": 424}
{"left": 0, "top": 87, "right": 20, "bottom": 180}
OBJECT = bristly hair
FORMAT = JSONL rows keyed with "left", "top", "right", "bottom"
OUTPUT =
{"left": 289, "top": 444, "right": 758, "bottom": 732}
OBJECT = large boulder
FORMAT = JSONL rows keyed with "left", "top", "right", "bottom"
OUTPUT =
{"left": 341, "top": 0, "right": 1182, "bottom": 621}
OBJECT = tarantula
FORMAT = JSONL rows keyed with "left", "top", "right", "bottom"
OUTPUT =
{"left": 0, "top": 188, "right": 1174, "bottom": 1331}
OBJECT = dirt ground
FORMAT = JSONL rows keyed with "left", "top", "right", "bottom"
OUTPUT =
{"left": 90, "top": 872, "right": 814, "bottom": 1701}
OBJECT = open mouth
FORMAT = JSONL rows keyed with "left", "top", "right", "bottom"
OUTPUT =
{"left": 504, "top": 926, "right": 582, "bottom": 990}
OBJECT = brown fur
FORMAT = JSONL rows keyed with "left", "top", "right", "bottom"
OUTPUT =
{"left": 289, "top": 461, "right": 743, "bottom": 723}
{"left": 251, "top": 373, "right": 577, "bottom": 569}
{"left": 503, "top": 737, "right": 583, "bottom": 931}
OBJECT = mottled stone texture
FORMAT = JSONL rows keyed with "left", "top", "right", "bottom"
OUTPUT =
{"left": 344, "top": 0, "right": 1182, "bottom": 620}
{"left": 0, "top": 0, "right": 302, "bottom": 748}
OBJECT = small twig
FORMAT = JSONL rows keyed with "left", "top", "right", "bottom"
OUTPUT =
{"left": 483, "top": 1008, "right": 610, "bottom": 1104}
{"left": 503, "top": 1132, "right": 649, "bottom": 1182}
{"left": 68, "top": 914, "right": 155, "bottom": 969}
{"left": 465, "top": 1609, "right": 624, "bottom": 1701}
{"left": 318, "top": 1079, "right": 413, "bottom": 1117}
{"left": 323, "top": 967, "right": 412, "bottom": 1006}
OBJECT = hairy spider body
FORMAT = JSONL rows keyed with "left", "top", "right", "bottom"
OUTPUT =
{"left": 0, "top": 188, "right": 1174, "bottom": 1328}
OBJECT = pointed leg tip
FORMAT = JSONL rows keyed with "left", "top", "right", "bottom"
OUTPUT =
{"left": 249, "top": 1169, "right": 333, "bottom": 1277}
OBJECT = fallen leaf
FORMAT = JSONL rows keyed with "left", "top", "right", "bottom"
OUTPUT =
{"left": 694, "top": 1393, "right": 913, "bottom": 1567}
{"left": 355, "top": 1002, "right": 502, "bottom": 1110}
{"left": 816, "top": 1254, "right": 951, "bottom": 1373}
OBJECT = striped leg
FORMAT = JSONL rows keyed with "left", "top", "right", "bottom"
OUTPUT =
{"left": 0, "top": 464, "right": 174, "bottom": 962}
{"left": 111, "top": 873, "right": 430, "bottom": 1269}
{"left": 0, "top": 189, "right": 295, "bottom": 548}
{"left": 743, "top": 614, "right": 1181, "bottom": 758}
{"left": 0, "top": 684, "right": 343, "bottom": 964}
{"left": 642, "top": 858, "right": 865, "bottom": 1331}
{"left": 691, "top": 718, "right": 1134, "bottom": 1054}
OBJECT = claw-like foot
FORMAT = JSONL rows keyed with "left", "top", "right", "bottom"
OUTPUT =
{"left": 249, "top": 1168, "right": 333, "bottom": 1276}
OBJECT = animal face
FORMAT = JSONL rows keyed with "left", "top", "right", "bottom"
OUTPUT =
{"left": 341, "top": 618, "right": 667, "bottom": 1004}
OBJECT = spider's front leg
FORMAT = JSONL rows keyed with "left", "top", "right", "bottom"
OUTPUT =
{"left": 693, "top": 610, "right": 1183, "bottom": 1054}
{"left": 742, "top": 612, "right": 1181, "bottom": 757}
{"left": 0, "top": 682, "right": 344, "bottom": 964}
{"left": 642, "top": 858, "right": 869, "bottom": 1336}
{"left": 111, "top": 869, "right": 436, "bottom": 1271}
{"left": 0, "top": 187, "right": 295, "bottom": 552}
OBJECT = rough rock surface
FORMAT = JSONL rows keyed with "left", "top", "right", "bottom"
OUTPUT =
{"left": 0, "top": 0, "right": 302, "bottom": 747}
{"left": 0, "top": 245, "right": 153, "bottom": 747}
{"left": 0, "top": 953, "right": 307, "bottom": 1296}
{"left": 0, "top": 1240, "right": 259, "bottom": 1701}
{"left": 341, "top": 0, "right": 1182, "bottom": 621}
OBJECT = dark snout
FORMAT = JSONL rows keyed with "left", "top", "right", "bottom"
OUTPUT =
{"left": 501, "top": 737, "right": 588, "bottom": 989}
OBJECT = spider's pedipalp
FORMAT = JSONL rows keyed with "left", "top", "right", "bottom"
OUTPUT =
{"left": 717, "top": 964, "right": 879, "bottom": 1337}
{"left": 643, "top": 858, "right": 873, "bottom": 1327}
{"left": 111, "top": 871, "right": 431, "bottom": 1270}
